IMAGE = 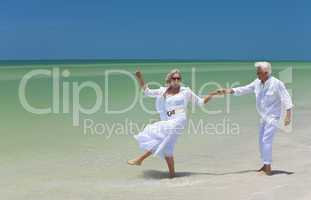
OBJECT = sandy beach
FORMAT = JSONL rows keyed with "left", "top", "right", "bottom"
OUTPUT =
{"left": 0, "top": 61, "right": 310, "bottom": 200}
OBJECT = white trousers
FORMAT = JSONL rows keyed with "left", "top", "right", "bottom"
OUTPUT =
{"left": 259, "top": 120, "right": 278, "bottom": 165}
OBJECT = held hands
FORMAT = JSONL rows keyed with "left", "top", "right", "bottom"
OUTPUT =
{"left": 205, "top": 88, "right": 231, "bottom": 104}
{"left": 209, "top": 88, "right": 232, "bottom": 96}
{"left": 218, "top": 88, "right": 233, "bottom": 95}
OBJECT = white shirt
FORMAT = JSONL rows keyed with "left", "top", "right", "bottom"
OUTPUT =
{"left": 232, "top": 76, "right": 293, "bottom": 122}
{"left": 144, "top": 86, "right": 204, "bottom": 120}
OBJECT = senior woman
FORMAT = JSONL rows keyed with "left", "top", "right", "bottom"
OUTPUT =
{"left": 127, "top": 68, "right": 218, "bottom": 178}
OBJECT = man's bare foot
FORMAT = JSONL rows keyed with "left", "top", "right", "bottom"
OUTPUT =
{"left": 169, "top": 172, "right": 175, "bottom": 179}
{"left": 263, "top": 165, "right": 272, "bottom": 175}
{"left": 127, "top": 159, "right": 142, "bottom": 166}
{"left": 257, "top": 165, "right": 265, "bottom": 172}
{"left": 257, "top": 165, "right": 272, "bottom": 176}
{"left": 257, "top": 170, "right": 272, "bottom": 176}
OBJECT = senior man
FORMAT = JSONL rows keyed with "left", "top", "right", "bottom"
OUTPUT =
{"left": 219, "top": 62, "right": 293, "bottom": 175}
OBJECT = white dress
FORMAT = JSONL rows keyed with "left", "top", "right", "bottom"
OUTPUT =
{"left": 134, "top": 86, "right": 204, "bottom": 158}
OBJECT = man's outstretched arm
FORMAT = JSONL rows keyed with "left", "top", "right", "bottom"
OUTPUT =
{"left": 217, "top": 88, "right": 234, "bottom": 95}
{"left": 217, "top": 81, "right": 256, "bottom": 96}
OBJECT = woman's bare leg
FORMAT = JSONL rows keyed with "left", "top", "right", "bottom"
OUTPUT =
{"left": 127, "top": 151, "right": 152, "bottom": 166}
{"left": 165, "top": 156, "right": 175, "bottom": 178}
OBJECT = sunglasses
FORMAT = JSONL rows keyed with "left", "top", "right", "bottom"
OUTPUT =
{"left": 171, "top": 77, "right": 181, "bottom": 81}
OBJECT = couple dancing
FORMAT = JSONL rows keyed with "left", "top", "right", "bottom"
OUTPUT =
{"left": 127, "top": 62, "right": 293, "bottom": 178}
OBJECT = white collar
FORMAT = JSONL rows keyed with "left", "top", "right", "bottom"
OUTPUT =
{"left": 260, "top": 76, "right": 272, "bottom": 88}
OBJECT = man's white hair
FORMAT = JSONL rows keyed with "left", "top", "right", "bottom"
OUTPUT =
{"left": 254, "top": 61, "right": 272, "bottom": 75}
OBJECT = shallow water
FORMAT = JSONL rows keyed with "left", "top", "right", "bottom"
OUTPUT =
{"left": 1, "top": 61, "right": 311, "bottom": 199}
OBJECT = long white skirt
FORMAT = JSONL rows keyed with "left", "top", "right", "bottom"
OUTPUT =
{"left": 134, "top": 115, "right": 187, "bottom": 159}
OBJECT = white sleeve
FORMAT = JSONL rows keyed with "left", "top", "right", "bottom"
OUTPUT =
{"left": 144, "top": 87, "right": 162, "bottom": 98}
{"left": 232, "top": 80, "right": 255, "bottom": 96}
{"left": 186, "top": 88, "right": 204, "bottom": 106}
{"left": 278, "top": 81, "right": 294, "bottom": 110}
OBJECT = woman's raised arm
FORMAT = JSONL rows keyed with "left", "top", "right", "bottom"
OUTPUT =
{"left": 135, "top": 67, "right": 146, "bottom": 90}
{"left": 135, "top": 67, "right": 162, "bottom": 97}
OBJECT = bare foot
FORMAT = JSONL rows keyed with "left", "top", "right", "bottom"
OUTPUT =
{"left": 127, "top": 159, "right": 142, "bottom": 166}
{"left": 257, "top": 170, "right": 266, "bottom": 176}
{"left": 169, "top": 172, "right": 175, "bottom": 179}
{"left": 257, "top": 165, "right": 272, "bottom": 176}
{"left": 257, "top": 165, "right": 265, "bottom": 172}
{"left": 168, "top": 170, "right": 175, "bottom": 178}
{"left": 263, "top": 165, "right": 272, "bottom": 175}
{"left": 263, "top": 169, "right": 272, "bottom": 176}
{"left": 257, "top": 170, "right": 272, "bottom": 176}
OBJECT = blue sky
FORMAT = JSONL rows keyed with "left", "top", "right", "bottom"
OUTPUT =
{"left": 0, "top": 0, "right": 310, "bottom": 60}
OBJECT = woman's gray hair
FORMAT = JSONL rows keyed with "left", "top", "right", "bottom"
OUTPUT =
{"left": 165, "top": 68, "right": 182, "bottom": 85}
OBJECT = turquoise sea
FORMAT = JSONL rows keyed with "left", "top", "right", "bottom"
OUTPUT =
{"left": 1, "top": 60, "right": 311, "bottom": 200}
